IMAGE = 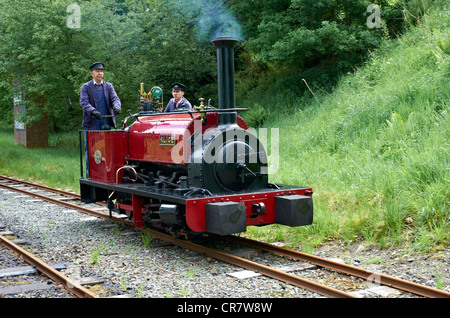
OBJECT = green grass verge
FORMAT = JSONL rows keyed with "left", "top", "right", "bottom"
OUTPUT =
{"left": 242, "top": 5, "right": 449, "bottom": 252}
{"left": 0, "top": 127, "right": 81, "bottom": 192}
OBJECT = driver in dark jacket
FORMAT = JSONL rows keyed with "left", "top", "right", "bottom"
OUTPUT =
{"left": 80, "top": 62, "right": 121, "bottom": 177}
{"left": 80, "top": 62, "right": 121, "bottom": 130}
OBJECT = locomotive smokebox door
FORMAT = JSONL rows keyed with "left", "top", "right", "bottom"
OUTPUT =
{"left": 206, "top": 202, "right": 246, "bottom": 235}
{"left": 275, "top": 195, "right": 313, "bottom": 227}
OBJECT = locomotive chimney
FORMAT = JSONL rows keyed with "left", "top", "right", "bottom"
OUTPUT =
{"left": 212, "top": 37, "right": 238, "bottom": 127}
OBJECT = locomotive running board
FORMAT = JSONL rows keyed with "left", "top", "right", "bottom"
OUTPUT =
{"left": 79, "top": 178, "right": 189, "bottom": 204}
{"left": 80, "top": 178, "right": 311, "bottom": 204}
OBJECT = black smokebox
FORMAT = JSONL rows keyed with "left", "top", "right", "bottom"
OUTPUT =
{"left": 212, "top": 37, "right": 238, "bottom": 127}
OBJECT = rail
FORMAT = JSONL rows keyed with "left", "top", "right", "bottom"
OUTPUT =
{"left": 224, "top": 235, "right": 450, "bottom": 298}
{"left": 1, "top": 175, "right": 449, "bottom": 298}
{"left": 0, "top": 235, "right": 98, "bottom": 298}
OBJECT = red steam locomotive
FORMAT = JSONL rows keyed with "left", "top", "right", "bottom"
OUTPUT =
{"left": 79, "top": 37, "right": 313, "bottom": 237}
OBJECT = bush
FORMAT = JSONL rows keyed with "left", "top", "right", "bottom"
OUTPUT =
{"left": 242, "top": 103, "right": 268, "bottom": 128}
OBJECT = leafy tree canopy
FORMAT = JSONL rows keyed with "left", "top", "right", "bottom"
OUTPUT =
{"left": 0, "top": 0, "right": 216, "bottom": 130}
{"left": 0, "top": 0, "right": 407, "bottom": 131}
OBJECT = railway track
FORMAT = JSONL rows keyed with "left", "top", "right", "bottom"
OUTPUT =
{"left": 1, "top": 175, "right": 449, "bottom": 298}
{"left": 0, "top": 229, "right": 98, "bottom": 298}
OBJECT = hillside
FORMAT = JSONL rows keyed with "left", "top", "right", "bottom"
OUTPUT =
{"left": 245, "top": 3, "right": 449, "bottom": 252}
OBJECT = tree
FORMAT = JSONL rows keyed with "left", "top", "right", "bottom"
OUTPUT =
{"left": 128, "top": 0, "right": 218, "bottom": 104}
{"left": 0, "top": 0, "right": 136, "bottom": 130}
{"left": 231, "top": 0, "right": 403, "bottom": 76}
{"left": 0, "top": 0, "right": 220, "bottom": 130}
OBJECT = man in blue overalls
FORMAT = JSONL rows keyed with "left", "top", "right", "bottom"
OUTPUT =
{"left": 80, "top": 62, "right": 121, "bottom": 130}
{"left": 80, "top": 62, "right": 121, "bottom": 177}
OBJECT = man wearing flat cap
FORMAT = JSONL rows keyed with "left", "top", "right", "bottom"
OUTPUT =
{"left": 80, "top": 62, "right": 121, "bottom": 177}
{"left": 80, "top": 62, "right": 121, "bottom": 130}
{"left": 164, "top": 82, "right": 192, "bottom": 112}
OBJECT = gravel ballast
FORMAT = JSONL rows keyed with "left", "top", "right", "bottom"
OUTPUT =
{"left": 0, "top": 188, "right": 449, "bottom": 299}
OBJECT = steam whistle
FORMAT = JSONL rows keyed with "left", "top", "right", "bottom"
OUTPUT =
{"left": 139, "top": 83, "right": 145, "bottom": 110}
{"left": 197, "top": 98, "right": 205, "bottom": 120}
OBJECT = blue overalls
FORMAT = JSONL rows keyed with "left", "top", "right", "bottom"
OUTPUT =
{"left": 96, "top": 86, "right": 109, "bottom": 129}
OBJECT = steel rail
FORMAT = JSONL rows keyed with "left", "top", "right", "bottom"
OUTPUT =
{"left": 4, "top": 176, "right": 449, "bottom": 298}
{"left": 0, "top": 180, "right": 356, "bottom": 298}
{"left": 225, "top": 235, "right": 450, "bottom": 298}
{"left": 0, "top": 182, "right": 126, "bottom": 225}
{"left": 138, "top": 227, "right": 358, "bottom": 298}
{"left": 3, "top": 177, "right": 449, "bottom": 298}
{"left": 0, "top": 235, "right": 98, "bottom": 298}
{"left": 0, "top": 175, "right": 80, "bottom": 199}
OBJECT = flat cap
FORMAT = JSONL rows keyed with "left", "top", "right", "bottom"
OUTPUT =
{"left": 90, "top": 62, "right": 105, "bottom": 71}
{"left": 171, "top": 82, "right": 186, "bottom": 91}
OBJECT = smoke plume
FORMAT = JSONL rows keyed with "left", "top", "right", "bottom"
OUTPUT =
{"left": 176, "top": 0, "right": 244, "bottom": 41}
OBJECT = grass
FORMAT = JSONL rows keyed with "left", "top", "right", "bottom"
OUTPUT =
{"left": 0, "top": 3, "right": 448, "bottom": 253}
{"left": 0, "top": 127, "right": 81, "bottom": 192}
{"left": 242, "top": 4, "right": 449, "bottom": 252}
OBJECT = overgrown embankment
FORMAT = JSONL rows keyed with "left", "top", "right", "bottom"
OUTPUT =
{"left": 244, "top": 4, "right": 449, "bottom": 252}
